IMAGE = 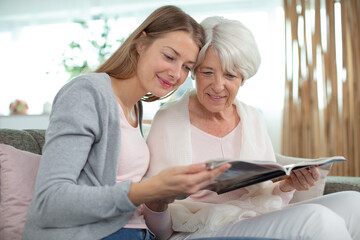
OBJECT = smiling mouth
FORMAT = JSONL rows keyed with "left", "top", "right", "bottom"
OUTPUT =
{"left": 158, "top": 77, "right": 173, "bottom": 89}
{"left": 208, "top": 94, "right": 225, "bottom": 100}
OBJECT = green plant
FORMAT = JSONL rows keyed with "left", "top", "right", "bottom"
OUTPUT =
{"left": 62, "top": 16, "right": 125, "bottom": 80}
{"left": 62, "top": 40, "right": 89, "bottom": 79}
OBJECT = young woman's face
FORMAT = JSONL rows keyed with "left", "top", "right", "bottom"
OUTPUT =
{"left": 136, "top": 31, "right": 199, "bottom": 97}
{"left": 195, "top": 47, "right": 244, "bottom": 113}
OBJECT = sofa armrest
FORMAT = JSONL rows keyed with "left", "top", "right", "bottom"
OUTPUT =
{"left": 324, "top": 176, "right": 360, "bottom": 195}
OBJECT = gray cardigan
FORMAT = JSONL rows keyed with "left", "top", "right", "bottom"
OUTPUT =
{"left": 23, "top": 73, "right": 142, "bottom": 240}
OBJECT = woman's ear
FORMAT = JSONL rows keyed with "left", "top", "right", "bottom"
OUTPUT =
{"left": 240, "top": 78, "right": 245, "bottom": 86}
{"left": 136, "top": 31, "right": 147, "bottom": 54}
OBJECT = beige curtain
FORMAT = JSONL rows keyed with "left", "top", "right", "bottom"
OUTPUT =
{"left": 282, "top": 0, "right": 360, "bottom": 176}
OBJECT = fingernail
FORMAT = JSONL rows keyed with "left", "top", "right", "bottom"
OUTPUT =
{"left": 198, "top": 163, "right": 206, "bottom": 169}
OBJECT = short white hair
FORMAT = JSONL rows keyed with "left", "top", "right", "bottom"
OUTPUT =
{"left": 192, "top": 16, "right": 261, "bottom": 81}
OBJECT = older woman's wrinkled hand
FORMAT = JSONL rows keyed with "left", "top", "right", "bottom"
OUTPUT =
{"left": 279, "top": 167, "right": 320, "bottom": 192}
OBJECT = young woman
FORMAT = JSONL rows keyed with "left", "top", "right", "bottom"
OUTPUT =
{"left": 22, "top": 6, "right": 229, "bottom": 240}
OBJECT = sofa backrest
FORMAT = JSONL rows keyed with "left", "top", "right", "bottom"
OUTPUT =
{"left": 0, "top": 129, "right": 46, "bottom": 155}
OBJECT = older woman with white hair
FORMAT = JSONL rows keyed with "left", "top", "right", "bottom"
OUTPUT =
{"left": 143, "top": 16, "right": 360, "bottom": 240}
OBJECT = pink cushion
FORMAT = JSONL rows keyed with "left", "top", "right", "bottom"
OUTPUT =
{"left": 0, "top": 144, "right": 41, "bottom": 240}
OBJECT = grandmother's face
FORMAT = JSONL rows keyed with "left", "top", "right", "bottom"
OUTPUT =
{"left": 194, "top": 48, "right": 243, "bottom": 113}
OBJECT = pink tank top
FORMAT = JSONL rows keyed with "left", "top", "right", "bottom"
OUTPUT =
{"left": 117, "top": 104, "right": 149, "bottom": 229}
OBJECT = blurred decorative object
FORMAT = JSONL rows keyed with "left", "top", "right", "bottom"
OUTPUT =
{"left": 42, "top": 102, "right": 52, "bottom": 115}
{"left": 9, "top": 99, "right": 29, "bottom": 115}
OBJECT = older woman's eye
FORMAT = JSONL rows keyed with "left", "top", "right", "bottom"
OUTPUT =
{"left": 202, "top": 71, "right": 213, "bottom": 76}
{"left": 225, "top": 74, "right": 236, "bottom": 79}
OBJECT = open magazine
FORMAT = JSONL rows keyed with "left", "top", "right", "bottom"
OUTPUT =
{"left": 202, "top": 156, "right": 347, "bottom": 195}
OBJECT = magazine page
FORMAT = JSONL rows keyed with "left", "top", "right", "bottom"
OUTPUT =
{"left": 204, "top": 160, "right": 287, "bottom": 194}
{"left": 206, "top": 159, "right": 285, "bottom": 170}
{"left": 283, "top": 156, "right": 347, "bottom": 175}
{"left": 204, "top": 156, "right": 347, "bottom": 194}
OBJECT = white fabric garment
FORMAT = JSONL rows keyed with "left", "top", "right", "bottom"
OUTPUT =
{"left": 184, "top": 191, "right": 360, "bottom": 240}
{"left": 169, "top": 181, "right": 282, "bottom": 235}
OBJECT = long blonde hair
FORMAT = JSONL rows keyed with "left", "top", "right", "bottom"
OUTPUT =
{"left": 96, "top": 5, "right": 205, "bottom": 102}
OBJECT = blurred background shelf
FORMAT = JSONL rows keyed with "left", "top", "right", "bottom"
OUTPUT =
{"left": 0, "top": 114, "right": 49, "bottom": 130}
